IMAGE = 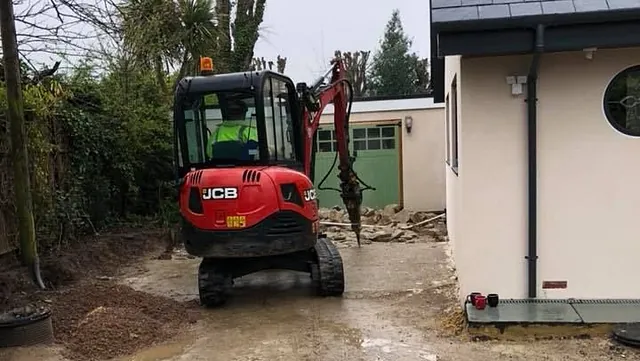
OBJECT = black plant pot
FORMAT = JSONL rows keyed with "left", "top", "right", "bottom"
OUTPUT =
{"left": 487, "top": 293, "right": 499, "bottom": 307}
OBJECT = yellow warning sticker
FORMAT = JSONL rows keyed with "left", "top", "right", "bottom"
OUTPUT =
{"left": 225, "top": 215, "right": 246, "bottom": 228}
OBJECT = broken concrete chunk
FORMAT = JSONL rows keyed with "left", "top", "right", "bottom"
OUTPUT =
{"left": 362, "top": 207, "right": 376, "bottom": 217}
{"left": 318, "top": 205, "right": 448, "bottom": 245}
{"left": 382, "top": 204, "right": 402, "bottom": 216}
{"left": 393, "top": 209, "right": 412, "bottom": 224}
{"left": 372, "top": 231, "right": 393, "bottom": 242}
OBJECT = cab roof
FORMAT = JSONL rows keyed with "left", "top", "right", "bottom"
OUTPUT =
{"left": 175, "top": 70, "right": 280, "bottom": 95}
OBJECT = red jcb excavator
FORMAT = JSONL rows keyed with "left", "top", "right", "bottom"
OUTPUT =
{"left": 172, "top": 56, "right": 365, "bottom": 306}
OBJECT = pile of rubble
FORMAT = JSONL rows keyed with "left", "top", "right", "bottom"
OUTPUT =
{"left": 318, "top": 204, "right": 448, "bottom": 246}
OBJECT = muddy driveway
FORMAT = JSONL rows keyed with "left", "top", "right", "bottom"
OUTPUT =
{"left": 4, "top": 240, "right": 640, "bottom": 361}
{"left": 121, "top": 242, "right": 453, "bottom": 361}
{"left": 121, "top": 241, "right": 640, "bottom": 361}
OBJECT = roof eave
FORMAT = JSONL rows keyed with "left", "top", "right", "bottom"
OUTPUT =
{"left": 432, "top": 7, "right": 640, "bottom": 33}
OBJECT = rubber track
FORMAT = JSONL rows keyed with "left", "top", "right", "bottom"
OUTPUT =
{"left": 314, "top": 237, "right": 345, "bottom": 296}
{"left": 0, "top": 315, "right": 54, "bottom": 348}
{"left": 198, "top": 260, "right": 232, "bottom": 307}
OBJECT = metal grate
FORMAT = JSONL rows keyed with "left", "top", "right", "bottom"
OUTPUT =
{"left": 498, "top": 299, "right": 571, "bottom": 304}
{"left": 497, "top": 299, "right": 640, "bottom": 305}
{"left": 266, "top": 213, "right": 305, "bottom": 236}
{"left": 570, "top": 299, "right": 640, "bottom": 305}
{"left": 242, "top": 169, "right": 261, "bottom": 183}
{"left": 188, "top": 170, "right": 203, "bottom": 184}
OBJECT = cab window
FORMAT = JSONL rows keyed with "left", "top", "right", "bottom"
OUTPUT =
{"left": 262, "top": 77, "right": 295, "bottom": 161}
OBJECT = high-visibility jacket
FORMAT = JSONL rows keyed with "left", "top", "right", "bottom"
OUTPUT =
{"left": 206, "top": 120, "right": 258, "bottom": 158}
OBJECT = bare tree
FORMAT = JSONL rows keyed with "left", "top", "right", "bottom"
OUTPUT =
{"left": 7, "top": 0, "right": 122, "bottom": 74}
{"left": 250, "top": 55, "right": 287, "bottom": 73}
{"left": 334, "top": 50, "right": 371, "bottom": 97}
{"left": 0, "top": 0, "right": 45, "bottom": 289}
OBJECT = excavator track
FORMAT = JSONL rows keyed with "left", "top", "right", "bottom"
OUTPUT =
{"left": 311, "top": 236, "right": 345, "bottom": 296}
{"left": 198, "top": 259, "right": 233, "bottom": 307}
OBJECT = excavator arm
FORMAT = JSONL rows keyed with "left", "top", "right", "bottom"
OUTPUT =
{"left": 297, "top": 58, "right": 363, "bottom": 246}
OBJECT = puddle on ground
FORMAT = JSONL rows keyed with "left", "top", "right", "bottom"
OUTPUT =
{"left": 119, "top": 331, "right": 196, "bottom": 361}
{"left": 360, "top": 338, "right": 438, "bottom": 360}
{"left": 118, "top": 244, "right": 448, "bottom": 361}
{"left": 120, "top": 295, "right": 440, "bottom": 361}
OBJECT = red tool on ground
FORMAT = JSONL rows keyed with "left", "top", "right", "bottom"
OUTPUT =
{"left": 172, "top": 57, "right": 367, "bottom": 306}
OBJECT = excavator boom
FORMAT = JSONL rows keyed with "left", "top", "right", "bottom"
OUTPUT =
{"left": 297, "top": 59, "right": 363, "bottom": 245}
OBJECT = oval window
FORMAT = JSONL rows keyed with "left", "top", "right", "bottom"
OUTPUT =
{"left": 604, "top": 65, "right": 640, "bottom": 136}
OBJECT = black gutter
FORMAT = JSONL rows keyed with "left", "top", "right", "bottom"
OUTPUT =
{"left": 526, "top": 24, "right": 544, "bottom": 299}
{"left": 430, "top": 18, "right": 445, "bottom": 103}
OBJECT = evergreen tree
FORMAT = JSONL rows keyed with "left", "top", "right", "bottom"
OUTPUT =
{"left": 369, "top": 10, "right": 429, "bottom": 96}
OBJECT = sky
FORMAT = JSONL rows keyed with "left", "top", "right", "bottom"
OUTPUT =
{"left": 253, "top": 0, "right": 432, "bottom": 82}
{"left": 13, "top": 0, "right": 431, "bottom": 79}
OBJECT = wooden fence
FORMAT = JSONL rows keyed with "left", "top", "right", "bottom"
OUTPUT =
{"left": 0, "top": 113, "right": 68, "bottom": 256}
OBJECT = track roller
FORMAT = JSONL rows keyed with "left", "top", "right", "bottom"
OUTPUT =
{"left": 311, "top": 236, "right": 345, "bottom": 296}
{"left": 198, "top": 259, "right": 233, "bottom": 307}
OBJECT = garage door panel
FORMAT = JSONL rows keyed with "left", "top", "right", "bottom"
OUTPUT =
{"left": 352, "top": 149, "right": 399, "bottom": 208}
{"left": 314, "top": 154, "right": 344, "bottom": 209}
{"left": 314, "top": 124, "right": 400, "bottom": 209}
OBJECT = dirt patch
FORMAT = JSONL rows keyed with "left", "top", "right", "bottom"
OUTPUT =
{"left": 0, "top": 226, "right": 169, "bottom": 311}
{"left": 48, "top": 282, "right": 198, "bottom": 361}
{"left": 0, "top": 225, "right": 198, "bottom": 360}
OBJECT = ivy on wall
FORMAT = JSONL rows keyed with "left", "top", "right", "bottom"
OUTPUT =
{"left": 0, "top": 60, "right": 178, "bottom": 253}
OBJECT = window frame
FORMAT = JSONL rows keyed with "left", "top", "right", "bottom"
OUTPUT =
{"left": 603, "top": 64, "right": 640, "bottom": 137}
{"left": 259, "top": 74, "right": 302, "bottom": 165}
{"left": 316, "top": 128, "right": 337, "bottom": 152}
{"left": 316, "top": 124, "right": 397, "bottom": 152}
{"left": 450, "top": 75, "right": 459, "bottom": 175}
{"left": 352, "top": 125, "right": 396, "bottom": 151}
{"left": 445, "top": 94, "right": 451, "bottom": 165}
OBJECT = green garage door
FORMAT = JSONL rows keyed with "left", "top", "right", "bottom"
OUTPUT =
{"left": 313, "top": 123, "right": 400, "bottom": 209}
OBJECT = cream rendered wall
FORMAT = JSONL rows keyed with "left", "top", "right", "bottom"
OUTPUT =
{"left": 319, "top": 106, "right": 446, "bottom": 211}
{"left": 536, "top": 48, "right": 640, "bottom": 299}
{"left": 450, "top": 47, "right": 640, "bottom": 303}
{"left": 456, "top": 54, "right": 530, "bottom": 301}
{"left": 444, "top": 56, "right": 460, "bottom": 262}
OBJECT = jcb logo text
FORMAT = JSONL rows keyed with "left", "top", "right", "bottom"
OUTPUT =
{"left": 303, "top": 189, "right": 316, "bottom": 202}
{"left": 202, "top": 187, "right": 238, "bottom": 200}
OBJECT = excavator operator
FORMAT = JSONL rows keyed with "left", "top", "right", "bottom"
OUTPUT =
{"left": 206, "top": 98, "right": 258, "bottom": 160}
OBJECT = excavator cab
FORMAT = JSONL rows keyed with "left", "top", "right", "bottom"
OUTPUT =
{"left": 173, "top": 69, "right": 303, "bottom": 178}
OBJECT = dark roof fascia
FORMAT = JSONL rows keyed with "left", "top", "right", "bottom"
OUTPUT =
{"left": 435, "top": 18, "right": 640, "bottom": 57}
{"left": 429, "top": 7, "right": 640, "bottom": 102}
{"left": 432, "top": 7, "right": 640, "bottom": 33}
{"left": 353, "top": 93, "right": 432, "bottom": 102}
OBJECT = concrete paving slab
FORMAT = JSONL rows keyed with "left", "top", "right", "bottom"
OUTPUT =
{"left": 466, "top": 302, "right": 583, "bottom": 324}
{"left": 573, "top": 303, "right": 640, "bottom": 323}
{"left": 340, "top": 243, "right": 448, "bottom": 293}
